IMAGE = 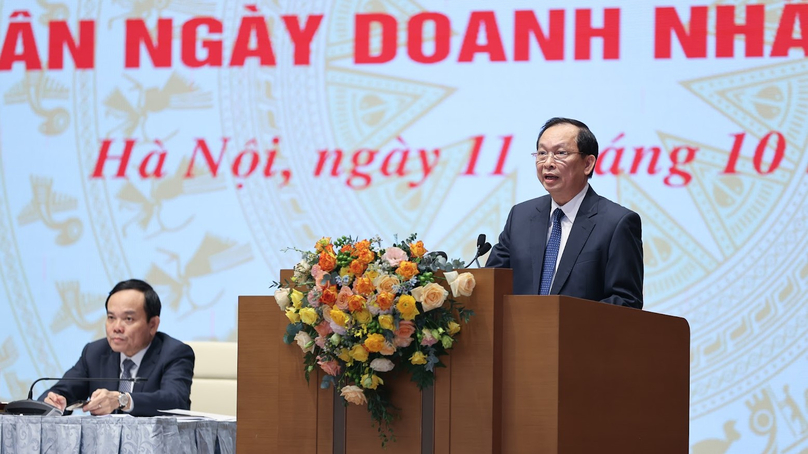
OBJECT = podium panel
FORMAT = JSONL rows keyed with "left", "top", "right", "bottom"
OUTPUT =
{"left": 237, "top": 269, "right": 689, "bottom": 454}
{"left": 501, "top": 295, "right": 690, "bottom": 453}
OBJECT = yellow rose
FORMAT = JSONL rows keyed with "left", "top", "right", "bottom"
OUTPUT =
{"left": 285, "top": 308, "right": 300, "bottom": 323}
{"left": 447, "top": 321, "right": 461, "bottom": 335}
{"left": 373, "top": 274, "right": 400, "bottom": 294}
{"left": 364, "top": 333, "right": 385, "bottom": 352}
{"left": 354, "top": 309, "right": 372, "bottom": 325}
{"left": 330, "top": 309, "right": 350, "bottom": 327}
{"left": 411, "top": 282, "right": 448, "bottom": 312}
{"left": 360, "top": 373, "right": 384, "bottom": 390}
{"left": 378, "top": 314, "right": 394, "bottom": 331}
{"left": 410, "top": 351, "right": 427, "bottom": 365}
{"left": 299, "top": 307, "right": 318, "bottom": 325}
{"left": 396, "top": 294, "right": 419, "bottom": 320}
{"left": 337, "top": 348, "right": 351, "bottom": 362}
{"left": 349, "top": 344, "right": 369, "bottom": 362}
{"left": 290, "top": 289, "right": 305, "bottom": 308}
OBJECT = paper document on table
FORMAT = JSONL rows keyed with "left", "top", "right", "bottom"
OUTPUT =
{"left": 158, "top": 409, "right": 236, "bottom": 422}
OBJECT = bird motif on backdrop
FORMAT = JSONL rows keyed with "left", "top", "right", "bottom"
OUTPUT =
{"left": 17, "top": 176, "right": 83, "bottom": 245}
{"left": 103, "top": 72, "right": 212, "bottom": 141}
{"left": 51, "top": 281, "right": 107, "bottom": 340}
{"left": 115, "top": 155, "right": 226, "bottom": 238}
{"left": 4, "top": 69, "right": 70, "bottom": 136}
{"left": 145, "top": 233, "right": 254, "bottom": 319}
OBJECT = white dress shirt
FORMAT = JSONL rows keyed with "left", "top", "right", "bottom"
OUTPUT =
{"left": 545, "top": 184, "right": 589, "bottom": 289}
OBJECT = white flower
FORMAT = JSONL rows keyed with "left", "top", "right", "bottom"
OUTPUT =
{"left": 294, "top": 331, "right": 314, "bottom": 353}
{"left": 274, "top": 288, "right": 291, "bottom": 310}
{"left": 369, "top": 358, "right": 395, "bottom": 372}
{"left": 445, "top": 271, "right": 476, "bottom": 297}
{"left": 293, "top": 259, "right": 312, "bottom": 281}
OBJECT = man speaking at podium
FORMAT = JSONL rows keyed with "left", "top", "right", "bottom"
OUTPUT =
{"left": 486, "top": 117, "right": 643, "bottom": 309}
{"left": 39, "top": 279, "right": 195, "bottom": 416}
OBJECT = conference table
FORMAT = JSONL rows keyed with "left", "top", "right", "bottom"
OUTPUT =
{"left": 0, "top": 414, "right": 235, "bottom": 453}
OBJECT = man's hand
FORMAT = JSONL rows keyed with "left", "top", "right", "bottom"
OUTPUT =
{"left": 44, "top": 392, "right": 67, "bottom": 411}
{"left": 83, "top": 389, "right": 121, "bottom": 415}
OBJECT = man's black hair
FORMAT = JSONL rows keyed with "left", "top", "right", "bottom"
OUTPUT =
{"left": 105, "top": 279, "right": 161, "bottom": 320}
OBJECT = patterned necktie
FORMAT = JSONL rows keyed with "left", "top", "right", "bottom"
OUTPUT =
{"left": 119, "top": 358, "right": 135, "bottom": 393}
{"left": 540, "top": 208, "right": 564, "bottom": 295}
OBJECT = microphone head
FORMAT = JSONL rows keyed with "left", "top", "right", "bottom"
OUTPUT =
{"left": 476, "top": 233, "right": 486, "bottom": 248}
{"left": 479, "top": 242, "right": 492, "bottom": 256}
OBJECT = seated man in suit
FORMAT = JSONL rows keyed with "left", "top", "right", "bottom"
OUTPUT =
{"left": 486, "top": 117, "right": 643, "bottom": 309}
{"left": 40, "top": 279, "right": 194, "bottom": 416}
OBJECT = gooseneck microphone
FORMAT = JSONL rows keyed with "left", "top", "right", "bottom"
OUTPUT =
{"left": 465, "top": 234, "right": 493, "bottom": 268}
{"left": 5, "top": 376, "right": 147, "bottom": 416}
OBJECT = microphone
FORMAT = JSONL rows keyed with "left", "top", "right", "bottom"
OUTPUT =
{"left": 465, "top": 234, "right": 492, "bottom": 268}
{"left": 5, "top": 376, "right": 148, "bottom": 416}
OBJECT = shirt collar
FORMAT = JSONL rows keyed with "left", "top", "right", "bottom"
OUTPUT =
{"left": 120, "top": 343, "right": 151, "bottom": 369}
{"left": 550, "top": 184, "right": 589, "bottom": 224}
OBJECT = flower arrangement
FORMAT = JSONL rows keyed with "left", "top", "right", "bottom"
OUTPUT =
{"left": 273, "top": 234, "right": 476, "bottom": 445}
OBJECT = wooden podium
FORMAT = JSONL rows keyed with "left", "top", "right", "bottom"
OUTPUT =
{"left": 237, "top": 268, "right": 689, "bottom": 453}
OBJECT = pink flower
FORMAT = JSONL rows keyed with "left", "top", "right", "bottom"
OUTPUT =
{"left": 314, "top": 321, "right": 333, "bottom": 338}
{"left": 394, "top": 336, "right": 414, "bottom": 348}
{"left": 336, "top": 286, "right": 353, "bottom": 311}
{"left": 420, "top": 329, "right": 438, "bottom": 347}
{"left": 315, "top": 336, "right": 327, "bottom": 348}
{"left": 307, "top": 289, "right": 321, "bottom": 307}
{"left": 381, "top": 247, "right": 408, "bottom": 267}
{"left": 394, "top": 320, "right": 416, "bottom": 338}
{"left": 318, "top": 358, "right": 341, "bottom": 376}
{"left": 311, "top": 265, "right": 327, "bottom": 288}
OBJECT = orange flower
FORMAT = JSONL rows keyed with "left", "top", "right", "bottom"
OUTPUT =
{"left": 355, "top": 239, "right": 371, "bottom": 251}
{"left": 348, "top": 294, "right": 366, "bottom": 313}
{"left": 396, "top": 261, "right": 419, "bottom": 281}
{"left": 320, "top": 286, "right": 338, "bottom": 306}
{"left": 353, "top": 277, "right": 374, "bottom": 296}
{"left": 357, "top": 248, "right": 375, "bottom": 264}
{"left": 349, "top": 259, "right": 366, "bottom": 276}
{"left": 340, "top": 244, "right": 353, "bottom": 254}
{"left": 376, "top": 291, "right": 395, "bottom": 311}
{"left": 364, "top": 333, "right": 385, "bottom": 352}
{"left": 319, "top": 252, "right": 337, "bottom": 272}
{"left": 409, "top": 240, "right": 427, "bottom": 258}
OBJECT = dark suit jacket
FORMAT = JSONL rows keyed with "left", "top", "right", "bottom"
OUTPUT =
{"left": 39, "top": 332, "right": 194, "bottom": 416}
{"left": 486, "top": 186, "right": 643, "bottom": 309}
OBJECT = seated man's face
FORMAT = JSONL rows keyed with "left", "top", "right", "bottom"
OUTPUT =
{"left": 106, "top": 289, "right": 159, "bottom": 357}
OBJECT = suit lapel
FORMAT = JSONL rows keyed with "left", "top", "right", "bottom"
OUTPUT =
{"left": 102, "top": 348, "right": 121, "bottom": 392}
{"left": 551, "top": 187, "right": 599, "bottom": 294}
{"left": 135, "top": 334, "right": 162, "bottom": 392}
{"left": 531, "top": 198, "right": 552, "bottom": 294}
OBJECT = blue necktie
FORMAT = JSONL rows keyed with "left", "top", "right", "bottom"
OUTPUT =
{"left": 119, "top": 358, "right": 135, "bottom": 393}
{"left": 540, "top": 208, "right": 564, "bottom": 295}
